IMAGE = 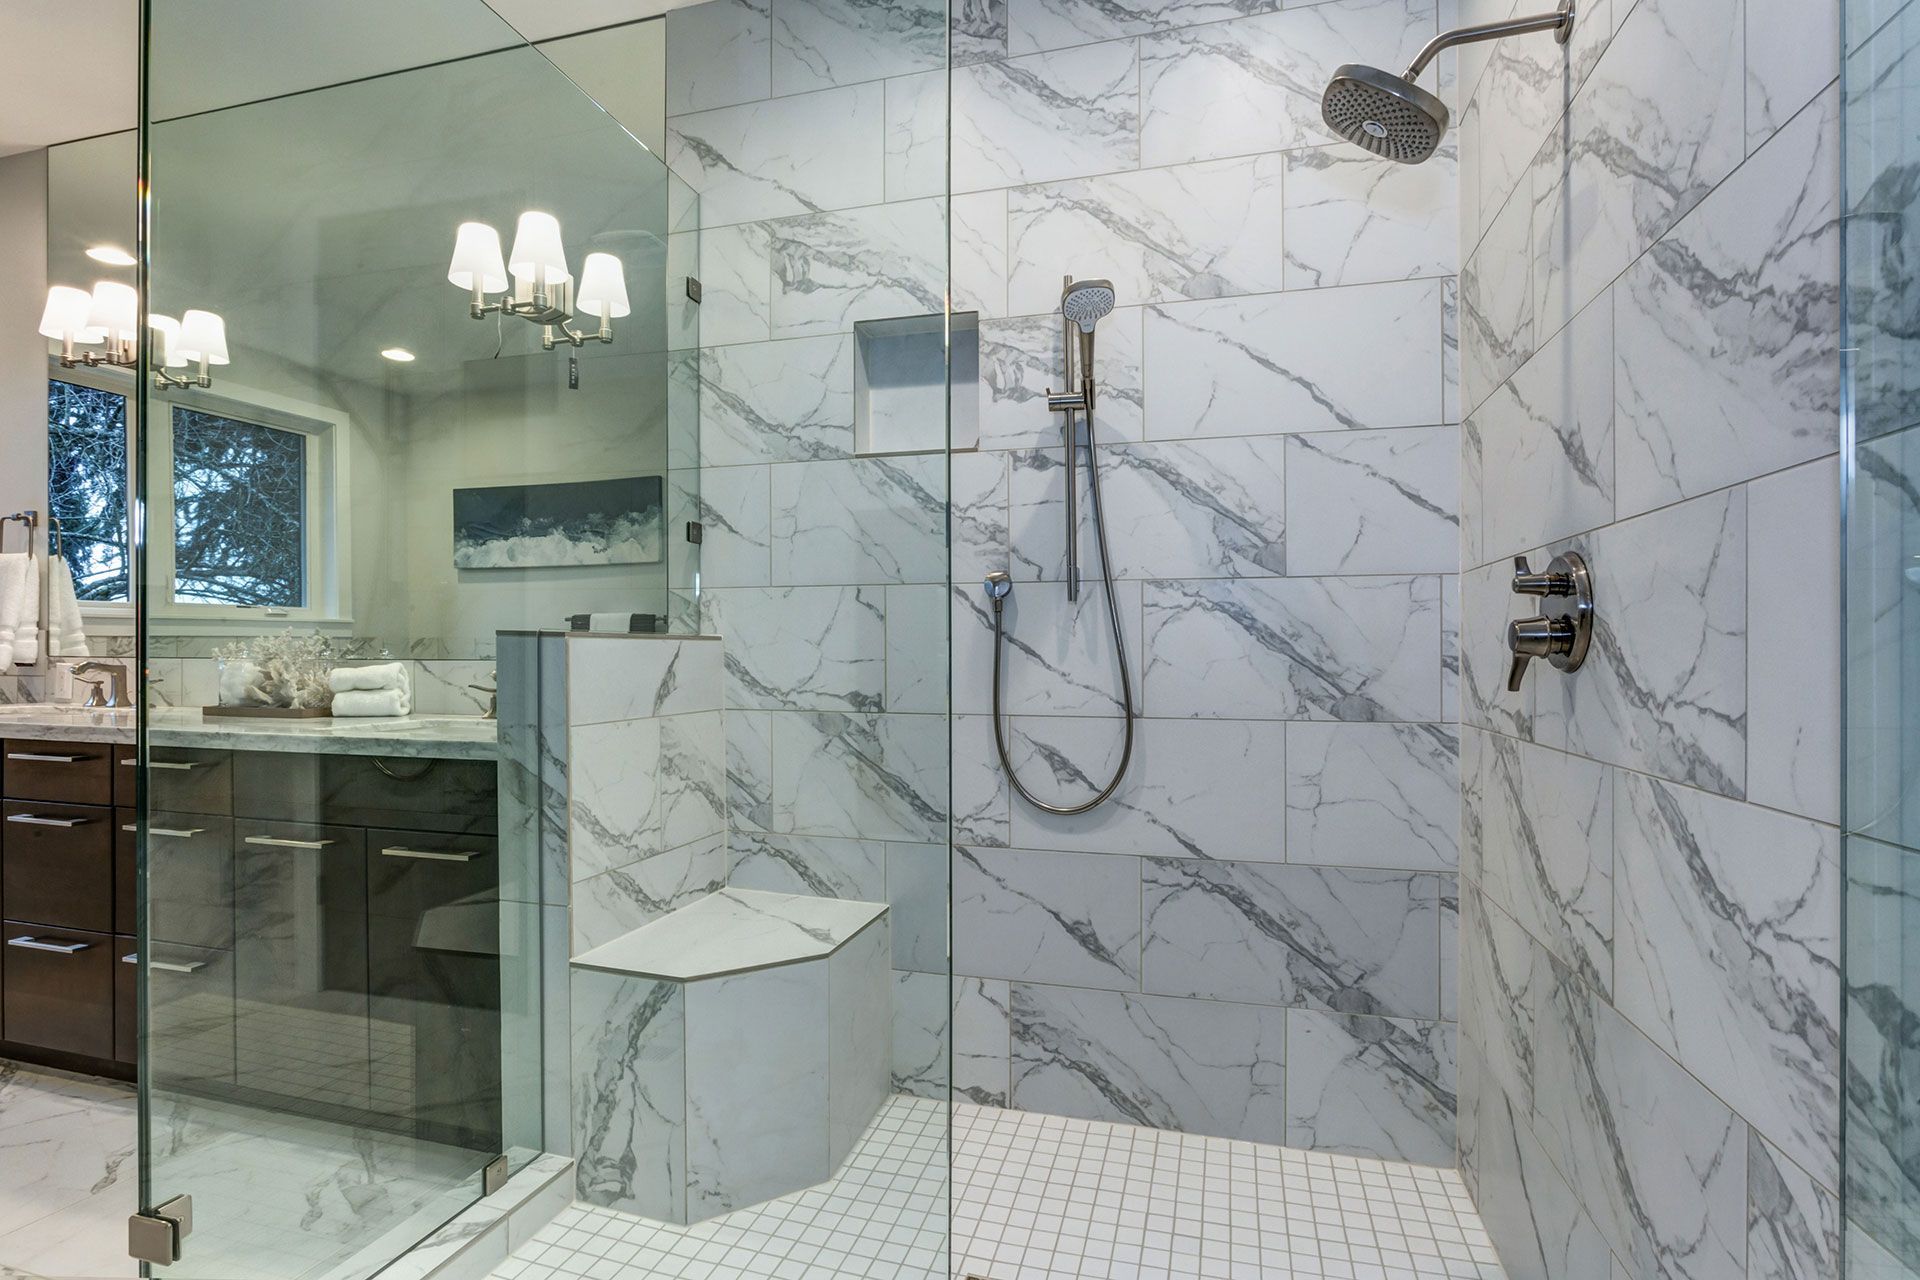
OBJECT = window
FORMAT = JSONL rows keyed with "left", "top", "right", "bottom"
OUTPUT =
{"left": 46, "top": 379, "right": 132, "bottom": 602}
{"left": 170, "top": 408, "right": 307, "bottom": 607}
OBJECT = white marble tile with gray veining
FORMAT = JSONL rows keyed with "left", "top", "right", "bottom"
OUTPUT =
{"left": 1842, "top": 837, "right": 1920, "bottom": 1266}
{"left": 1286, "top": 721, "right": 1459, "bottom": 872}
{"left": 886, "top": 840, "right": 948, "bottom": 972}
{"left": 953, "top": 577, "right": 1141, "bottom": 717}
{"left": 1142, "top": 858, "right": 1442, "bottom": 1019}
{"left": 1284, "top": 142, "right": 1459, "bottom": 290}
{"left": 1748, "top": 0, "right": 1840, "bottom": 152}
{"left": 954, "top": 712, "right": 1013, "bottom": 847}
{"left": 1614, "top": 84, "right": 1841, "bottom": 519}
{"left": 1285, "top": 1010, "right": 1455, "bottom": 1165}
{"left": 956, "top": 845, "right": 1142, "bottom": 990}
{"left": 1007, "top": 155, "right": 1287, "bottom": 314}
{"left": 1143, "top": 576, "right": 1442, "bottom": 722}
{"left": 729, "top": 829, "right": 887, "bottom": 901}
{"left": 1284, "top": 426, "right": 1459, "bottom": 576}
{"left": 771, "top": 455, "right": 947, "bottom": 585}
{"left": 570, "top": 971, "right": 686, "bottom": 1221}
{"left": 771, "top": 0, "right": 946, "bottom": 94}
{"left": 1138, "top": 0, "right": 1436, "bottom": 167}
{"left": 1007, "top": 0, "right": 1279, "bottom": 54}
{"left": 727, "top": 706, "right": 775, "bottom": 833}
{"left": 572, "top": 835, "right": 729, "bottom": 954}
{"left": 700, "top": 335, "right": 855, "bottom": 466}
{"left": 667, "top": 82, "right": 884, "bottom": 226}
{"left": 1144, "top": 280, "right": 1444, "bottom": 439}
{"left": 570, "top": 712, "right": 726, "bottom": 882}
{"left": 695, "top": 221, "right": 774, "bottom": 347}
{"left": 706, "top": 585, "right": 885, "bottom": 712}
{"left": 885, "top": 70, "right": 946, "bottom": 201}
{"left": 1462, "top": 177, "right": 1534, "bottom": 415}
{"left": 568, "top": 636, "right": 724, "bottom": 725}
{"left": 1009, "top": 984, "right": 1288, "bottom": 1143}
{"left": 1457, "top": 884, "right": 1552, "bottom": 1123}
{"left": 1748, "top": 1123, "right": 1842, "bottom": 1280}
{"left": 666, "top": 0, "right": 772, "bottom": 114}
{"left": 884, "top": 583, "right": 946, "bottom": 713}
{"left": 980, "top": 309, "right": 1145, "bottom": 448}
{"left": 767, "top": 198, "right": 946, "bottom": 338}
{"left": 954, "top": 189, "right": 1010, "bottom": 318}
{"left": 892, "top": 969, "right": 951, "bottom": 1098}
{"left": 955, "top": 977, "right": 1013, "bottom": 1105}
{"left": 1612, "top": 770, "right": 1840, "bottom": 1190}
{"left": 954, "top": 41, "right": 1140, "bottom": 192}
{"left": 771, "top": 708, "right": 948, "bottom": 843}
{"left": 1558, "top": 487, "right": 1747, "bottom": 799}
{"left": 696, "top": 464, "right": 773, "bottom": 588}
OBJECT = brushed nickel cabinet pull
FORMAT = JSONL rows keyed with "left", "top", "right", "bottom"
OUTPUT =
{"left": 8, "top": 752, "right": 89, "bottom": 763}
{"left": 380, "top": 846, "right": 480, "bottom": 862}
{"left": 244, "top": 836, "right": 335, "bottom": 850}
{"left": 124, "top": 824, "right": 205, "bottom": 838}
{"left": 122, "top": 953, "right": 206, "bottom": 974}
{"left": 9, "top": 936, "right": 89, "bottom": 954}
{"left": 120, "top": 759, "right": 200, "bottom": 771}
{"left": 8, "top": 814, "right": 91, "bottom": 827}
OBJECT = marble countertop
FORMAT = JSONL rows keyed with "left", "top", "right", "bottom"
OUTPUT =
{"left": 572, "top": 888, "right": 889, "bottom": 982}
{"left": 0, "top": 705, "right": 498, "bottom": 760}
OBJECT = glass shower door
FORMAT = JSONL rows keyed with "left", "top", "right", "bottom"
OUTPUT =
{"left": 133, "top": 3, "right": 688, "bottom": 1275}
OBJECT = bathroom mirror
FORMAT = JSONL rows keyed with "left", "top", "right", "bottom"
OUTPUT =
{"left": 43, "top": 33, "right": 697, "bottom": 684}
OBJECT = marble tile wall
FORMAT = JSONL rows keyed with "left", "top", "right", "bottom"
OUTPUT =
{"left": 1453, "top": 0, "right": 1844, "bottom": 1275}
{"left": 671, "top": 0, "right": 1462, "bottom": 1165}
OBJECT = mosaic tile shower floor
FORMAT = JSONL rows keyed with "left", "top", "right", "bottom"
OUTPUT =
{"left": 492, "top": 1097, "right": 1506, "bottom": 1280}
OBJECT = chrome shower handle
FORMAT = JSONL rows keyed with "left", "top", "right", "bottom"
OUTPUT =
{"left": 1503, "top": 551, "right": 1594, "bottom": 692}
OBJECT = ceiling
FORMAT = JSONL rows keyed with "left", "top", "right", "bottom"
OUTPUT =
{"left": 0, "top": 0, "right": 697, "bottom": 153}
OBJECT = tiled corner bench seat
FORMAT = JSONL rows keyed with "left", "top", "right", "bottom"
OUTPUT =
{"left": 569, "top": 888, "right": 891, "bottom": 1224}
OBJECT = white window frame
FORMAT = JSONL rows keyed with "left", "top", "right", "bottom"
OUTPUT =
{"left": 47, "top": 364, "right": 354, "bottom": 636}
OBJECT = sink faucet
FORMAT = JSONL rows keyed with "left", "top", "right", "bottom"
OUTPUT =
{"left": 73, "top": 661, "right": 130, "bottom": 708}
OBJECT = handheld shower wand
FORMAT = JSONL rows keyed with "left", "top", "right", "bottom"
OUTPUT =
{"left": 989, "top": 276, "right": 1135, "bottom": 816}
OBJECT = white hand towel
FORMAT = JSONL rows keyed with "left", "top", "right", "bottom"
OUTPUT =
{"left": 331, "top": 688, "right": 411, "bottom": 718}
{"left": 328, "top": 661, "right": 411, "bottom": 694}
{"left": 0, "top": 554, "right": 31, "bottom": 668}
{"left": 46, "top": 557, "right": 87, "bottom": 658}
{"left": 8, "top": 554, "right": 38, "bottom": 667}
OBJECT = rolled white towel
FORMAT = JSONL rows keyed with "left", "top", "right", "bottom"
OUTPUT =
{"left": 328, "top": 661, "right": 411, "bottom": 694}
{"left": 0, "top": 554, "right": 26, "bottom": 667}
{"left": 331, "top": 688, "right": 411, "bottom": 718}
{"left": 47, "top": 557, "right": 87, "bottom": 658}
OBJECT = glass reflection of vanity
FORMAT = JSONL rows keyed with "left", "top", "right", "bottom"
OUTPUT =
{"left": 9, "top": 56, "right": 694, "bottom": 1177}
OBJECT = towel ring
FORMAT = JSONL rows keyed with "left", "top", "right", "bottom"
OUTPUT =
{"left": 0, "top": 510, "right": 36, "bottom": 555}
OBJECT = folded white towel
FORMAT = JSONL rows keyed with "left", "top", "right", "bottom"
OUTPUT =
{"left": 46, "top": 557, "right": 87, "bottom": 658}
{"left": 328, "top": 662, "right": 411, "bottom": 695}
{"left": 331, "top": 688, "right": 411, "bottom": 718}
{"left": 0, "top": 554, "right": 33, "bottom": 668}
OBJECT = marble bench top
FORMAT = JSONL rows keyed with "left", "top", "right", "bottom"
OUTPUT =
{"left": 571, "top": 888, "right": 888, "bottom": 982}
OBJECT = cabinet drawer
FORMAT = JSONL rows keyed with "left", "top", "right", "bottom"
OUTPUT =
{"left": 3, "top": 740, "right": 113, "bottom": 806}
{"left": 115, "top": 809, "right": 135, "bottom": 935}
{"left": 3, "top": 800, "right": 113, "bottom": 932}
{"left": 115, "top": 746, "right": 232, "bottom": 814}
{"left": 121, "top": 811, "right": 236, "bottom": 950}
{"left": 233, "top": 752, "right": 496, "bottom": 835}
{"left": 2, "top": 923, "right": 114, "bottom": 1060}
{"left": 118, "top": 942, "right": 237, "bottom": 1085}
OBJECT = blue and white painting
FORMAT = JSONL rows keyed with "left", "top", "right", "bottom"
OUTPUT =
{"left": 453, "top": 475, "right": 664, "bottom": 569}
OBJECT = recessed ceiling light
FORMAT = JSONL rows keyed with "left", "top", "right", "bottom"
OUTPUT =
{"left": 380, "top": 347, "right": 416, "bottom": 363}
{"left": 85, "top": 245, "right": 137, "bottom": 267}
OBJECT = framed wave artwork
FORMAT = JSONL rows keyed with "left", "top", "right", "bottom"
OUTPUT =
{"left": 452, "top": 475, "right": 665, "bottom": 569}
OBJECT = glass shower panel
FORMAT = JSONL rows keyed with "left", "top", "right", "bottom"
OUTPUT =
{"left": 1845, "top": 1, "right": 1920, "bottom": 1275}
{"left": 136, "top": 4, "right": 689, "bottom": 1276}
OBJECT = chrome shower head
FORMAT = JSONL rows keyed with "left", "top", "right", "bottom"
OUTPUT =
{"left": 1321, "top": 64, "right": 1450, "bottom": 165}
{"left": 1062, "top": 279, "right": 1116, "bottom": 334}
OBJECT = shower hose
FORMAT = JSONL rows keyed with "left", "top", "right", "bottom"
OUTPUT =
{"left": 987, "top": 412, "right": 1137, "bottom": 815}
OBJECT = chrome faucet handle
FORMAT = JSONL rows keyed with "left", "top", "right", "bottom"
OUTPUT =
{"left": 76, "top": 676, "right": 108, "bottom": 708}
{"left": 468, "top": 670, "right": 499, "bottom": 720}
{"left": 1511, "top": 555, "right": 1571, "bottom": 597}
{"left": 1502, "top": 551, "right": 1594, "bottom": 692}
{"left": 73, "top": 661, "right": 129, "bottom": 708}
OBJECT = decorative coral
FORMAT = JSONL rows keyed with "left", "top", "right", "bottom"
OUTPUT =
{"left": 214, "top": 630, "right": 335, "bottom": 710}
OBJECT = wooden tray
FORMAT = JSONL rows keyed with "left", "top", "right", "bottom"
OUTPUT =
{"left": 201, "top": 704, "right": 332, "bottom": 719}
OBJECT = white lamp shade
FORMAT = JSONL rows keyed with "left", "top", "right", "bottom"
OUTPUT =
{"left": 176, "top": 309, "right": 230, "bottom": 365}
{"left": 149, "top": 314, "right": 188, "bottom": 367}
{"left": 448, "top": 221, "right": 507, "bottom": 293}
{"left": 85, "top": 281, "right": 139, "bottom": 338}
{"left": 39, "top": 285, "right": 100, "bottom": 342}
{"left": 507, "top": 211, "right": 570, "bottom": 286}
{"left": 574, "top": 252, "right": 630, "bottom": 319}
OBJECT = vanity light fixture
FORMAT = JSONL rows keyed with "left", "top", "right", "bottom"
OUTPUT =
{"left": 85, "top": 245, "right": 138, "bottom": 267}
{"left": 39, "top": 282, "right": 228, "bottom": 390}
{"left": 448, "top": 212, "right": 628, "bottom": 350}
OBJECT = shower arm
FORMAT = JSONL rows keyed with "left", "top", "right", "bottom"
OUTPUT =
{"left": 1403, "top": 2, "right": 1573, "bottom": 81}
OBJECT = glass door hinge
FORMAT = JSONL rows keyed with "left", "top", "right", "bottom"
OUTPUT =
{"left": 685, "top": 277, "right": 702, "bottom": 303}
{"left": 686, "top": 521, "right": 704, "bottom": 544}
{"left": 483, "top": 1155, "right": 510, "bottom": 1197}
{"left": 129, "top": 1194, "right": 193, "bottom": 1266}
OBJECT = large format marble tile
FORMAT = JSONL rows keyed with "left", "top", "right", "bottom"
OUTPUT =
{"left": 1284, "top": 426, "right": 1459, "bottom": 576}
{"left": 954, "top": 189, "right": 1010, "bottom": 317}
{"left": 1283, "top": 142, "right": 1458, "bottom": 290}
{"left": 770, "top": 455, "right": 947, "bottom": 585}
{"left": 826, "top": 922, "right": 893, "bottom": 1167}
{"left": 700, "top": 335, "right": 855, "bottom": 466}
{"left": 1747, "top": 1127, "right": 1841, "bottom": 1280}
{"left": 694, "top": 465, "right": 773, "bottom": 587}
{"left": 885, "top": 69, "right": 946, "bottom": 202}
{"left": 1845, "top": 837, "right": 1920, "bottom": 1268}
{"left": 891, "top": 969, "right": 951, "bottom": 1099}
{"left": 953, "top": 41, "right": 1140, "bottom": 192}
{"left": 666, "top": 82, "right": 884, "bottom": 226}
{"left": 706, "top": 585, "right": 885, "bottom": 712}
{"left": 1143, "top": 575, "right": 1443, "bottom": 722}
{"left": 1009, "top": 984, "right": 1288, "bottom": 1143}
{"left": 1286, "top": 721, "right": 1459, "bottom": 873}
{"left": 569, "top": 712, "right": 726, "bottom": 882}
{"left": 666, "top": 0, "right": 772, "bottom": 114}
{"left": 1141, "top": 858, "right": 1443, "bottom": 1019}
{"left": 954, "top": 977, "right": 1014, "bottom": 1106}
{"left": 1747, "top": 457, "right": 1842, "bottom": 825}
{"left": 1614, "top": 85, "right": 1841, "bottom": 519}
{"left": 728, "top": 829, "right": 888, "bottom": 900}
{"left": 766, "top": 198, "right": 946, "bottom": 337}
{"left": 1466, "top": 728, "right": 1613, "bottom": 994}
{"left": 1461, "top": 175, "right": 1534, "bottom": 416}
{"left": 1470, "top": 290, "right": 1614, "bottom": 567}
{"left": 770, "top": 709, "right": 948, "bottom": 843}
{"left": 572, "top": 835, "right": 729, "bottom": 953}
{"left": 771, "top": 0, "right": 945, "bottom": 93}
{"left": 1747, "top": 0, "right": 1841, "bottom": 152}
{"left": 1143, "top": 280, "right": 1445, "bottom": 438}
{"left": 1556, "top": 487, "right": 1748, "bottom": 799}
{"left": 572, "top": 972, "right": 687, "bottom": 1221}
{"left": 1006, "top": 0, "right": 1280, "bottom": 54}
{"left": 1284, "top": 1011, "right": 1455, "bottom": 1165}
{"left": 1612, "top": 771, "right": 1840, "bottom": 1190}
{"left": 1007, "top": 437, "right": 1287, "bottom": 580}
{"left": 952, "top": 577, "right": 1142, "bottom": 718}
{"left": 696, "top": 219, "right": 775, "bottom": 348}
{"left": 955, "top": 845, "right": 1142, "bottom": 990}
{"left": 886, "top": 841, "right": 948, "bottom": 972}
{"left": 884, "top": 583, "right": 946, "bottom": 713}
{"left": 1006, "top": 715, "right": 1283, "bottom": 860}
{"left": 1137, "top": 0, "right": 1436, "bottom": 167}
{"left": 979, "top": 309, "right": 1145, "bottom": 448}
{"left": 1007, "top": 155, "right": 1288, "bottom": 314}
{"left": 567, "top": 636, "right": 723, "bottom": 725}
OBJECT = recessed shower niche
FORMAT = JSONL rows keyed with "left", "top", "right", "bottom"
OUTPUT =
{"left": 853, "top": 311, "right": 978, "bottom": 456}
